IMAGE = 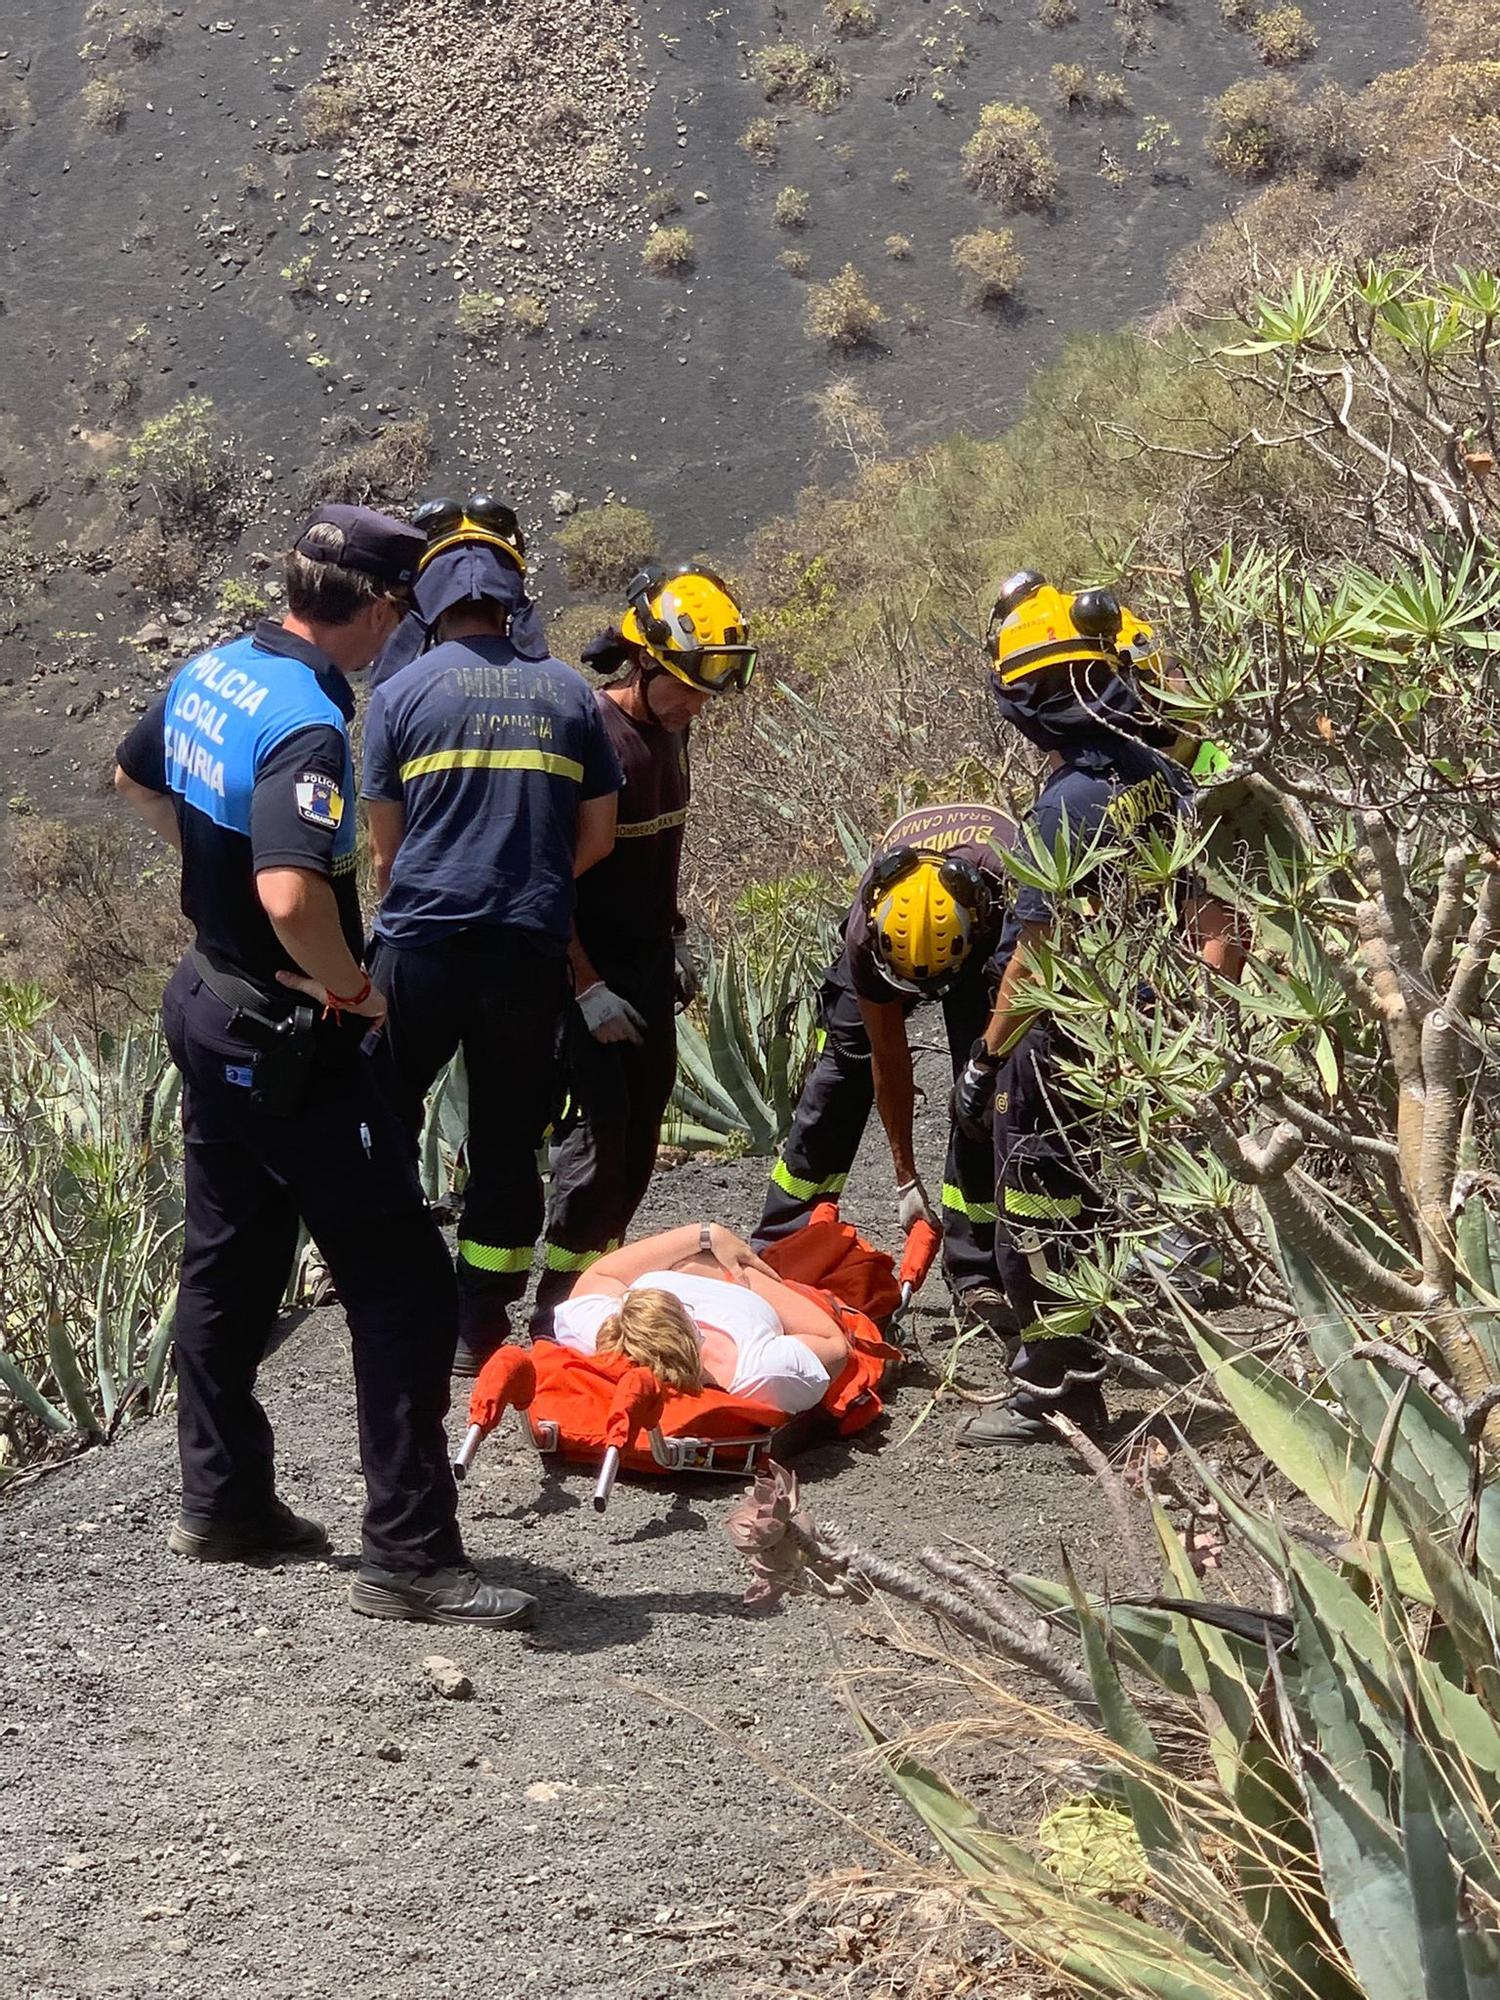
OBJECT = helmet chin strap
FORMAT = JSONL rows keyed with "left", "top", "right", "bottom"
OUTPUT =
{"left": 638, "top": 660, "right": 672, "bottom": 724}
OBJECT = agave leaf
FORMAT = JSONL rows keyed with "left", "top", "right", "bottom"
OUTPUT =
{"left": 849, "top": 1700, "right": 1257, "bottom": 2000}
{"left": 142, "top": 1288, "right": 178, "bottom": 1406}
{"left": 1295, "top": 1736, "right": 1424, "bottom": 2000}
{"left": 46, "top": 1314, "right": 101, "bottom": 1440}
{"left": 92, "top": 1254, "right": 117, "bottom": 1430}
{"left": 1007, "top": 1575, "right": 1200, "bottom": 1698}
{"left": 1152, "top": 1502, "right": 1258, "bottom": 1790}
{"left": 709, "top": 943, "right": 776, "bottom": 1150}
{"left": 1401, "top": 1728, "right": 1475, "bottom": 2000}
{"left": 1284, "top": 1548, "right": 1397, "bottom": 1814}
{"left": 673, "top": 1012, "right": 748, "bottom": 1126}
{"left": 0, "top": 1345, "right": 73, "bottom": 1435}
{"left": 1407, "top": 1525, "right": 1500, "bottom": 1722}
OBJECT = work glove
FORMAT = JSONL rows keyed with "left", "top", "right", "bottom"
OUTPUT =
{"left": 673, "top": 935, "right": 700, "bottom": 1007}
{"left": 951, "top": 1042, "right": 1000, "bottom": 1143}
{"left": 897, "top": 1177, "right": 938, "bottom": 1233}
{"left": 577, "top": 980, "right": 646, "bottom": 1045}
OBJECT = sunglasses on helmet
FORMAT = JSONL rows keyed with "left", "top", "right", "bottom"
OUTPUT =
{"left": 864, "top": 846, "right": 993, "bottom": 919}
{"left": 626, "top": 565, "right": 758, "bottom": 694}
{"left": 412, "top": 493, "right": 527, "bottom": 573}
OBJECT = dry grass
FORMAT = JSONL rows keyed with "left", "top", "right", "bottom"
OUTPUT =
{"left": 885, "top": 233, "right": 913, "bottom": 260}
{"left": 901, "top": 301, "right": 930, "bottom": 335}
{"left": 298, "top": 82, "right": 356, "bottom": 149}
{"left": 641, "top": 226, "right": 696, "bottom": 276}
{"left": 509, "top": 293, "right": 550, "bottom": 336}
{"left": 774, "top": 185, "right": 811, "bottom": 228}
{"left": 1251, "top": 4, "right": 1318, "bottom": 64}
{"left": 804, "top": 263, "right": 886, "bottom": 350}
{"left": 825, "top": 0, "right": 880, "bottom": 35}
{"left": 739, "top": 116, "right": 782, "bottom": 167}
{"left": 80, "top": 76, "right": 128, "bottom": 133}
{"left": 952, "top": 227, "right": 1024, "bottom": 306}
{"left": 961, "top": 102, "right": 1059, "bottom": 210}
{"left": 449, "top": 170, "right": 489, "bottom": 211}
{"left": 752, "top": 43, "right": 852, "bottom": 115}
{"left": 1220, "top": 0, "right": 1258, "bottom": 21}
{"left": 1204, "top": 75, "right": 1304, "bottom": 179}
{"left": 780, "top": 249, "right": 812, "bottom": 277}
{"left": 1038, "top": 0, "right": 1078, "bottom": 21}
{"left": 555, "top": 503, "right": 661, "bottom": 595}
{"left": 646, "top": 186, "right": 682, "bottom": 222}
{"left": 1052, "top": 65, "right": 1132, "bottom": 113}
{"left": 300, "top": 418, "right": 433, "bottom": 510}
{"left": 456, "top": 290, "right": 505, "bottom": 341}
{"left": 118, "top": 5, "right": 167, "bottom": 58}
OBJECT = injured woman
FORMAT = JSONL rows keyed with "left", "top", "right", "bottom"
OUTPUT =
{"left": 553, "top": 1222, "right": 851, "bottom": 1414}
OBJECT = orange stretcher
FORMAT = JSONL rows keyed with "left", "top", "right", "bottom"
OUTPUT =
{"left": 452, "top": 1205, "right": 938, "bottom": 1512}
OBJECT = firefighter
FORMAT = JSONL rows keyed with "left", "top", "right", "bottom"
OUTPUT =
{"left": 952, "top": 573, "right": 1241, "bottom": 1446}
{"left": 532, "top": 563, "right": 756, "bottom": 1330}
{"left": 362, "top": 495, "right": 623, "bottom": 1375}
{"left": 113, "top": 505, "right": 536, "bottom": 1627}
{"left": 753, "top": 803, "right": 1018, "bottom": 1331}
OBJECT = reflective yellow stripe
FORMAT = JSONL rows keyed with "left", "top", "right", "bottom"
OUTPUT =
{"left": 615, "top": 808, "right": 689, "bottom": 839}
{"left": 942, "top": 1181, "right": 998, "bottom": 1224}
{"left": 457, "top": 1239, "right": 533, "bottom": 1274}
{"left": 1003, "top": 1188, "right": 1083, "bottom": 1221}
{"left": 398, "top": 748, "right": 585, "bottom": 783}
{"left": 770, "top": 1160, "right": 848, "bottom": 1202}
{"left": 541, "top": 1239, "right": 620, "bottom": 1273}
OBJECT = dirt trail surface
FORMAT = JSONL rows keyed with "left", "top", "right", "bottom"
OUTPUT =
{"left": 1, "top": 1124, "right": 1120, "bottom": 2000}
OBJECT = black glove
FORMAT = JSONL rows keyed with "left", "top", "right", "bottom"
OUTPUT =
{"left": 952, "top": 1041, "right": 1000, "bottom": 1142}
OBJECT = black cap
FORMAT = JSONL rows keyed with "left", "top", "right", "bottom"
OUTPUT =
{"left": 293, "top": 505, "right": 425, "bottom": 591}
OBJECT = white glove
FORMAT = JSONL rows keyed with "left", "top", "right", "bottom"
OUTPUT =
{"left": 673, "top": 935, "right": 700, "bottom": 1006}
{"left": 577, "top": 982, "right": 646, "bottom": 1045}
{"left": 897, "top": 1177, "right": 938, "bottom": 1232}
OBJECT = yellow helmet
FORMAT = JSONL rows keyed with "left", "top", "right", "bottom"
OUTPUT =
{"left": 986, "top": 571, "right": 1154, "bottom": 684}
{"left": 411, "top": 493, "right": 527, "bottom": 575}
{"left": 621, "top": 564, "right": 756, "bottom": 694}
{"left": 863, "top": 849, "right": 991, "bottom": 997}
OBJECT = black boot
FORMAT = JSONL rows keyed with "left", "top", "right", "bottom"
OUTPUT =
{"left": 168, "top": 1499, "right": 331, "bottom": 1562}
{"left": 957, "top": 1382, "right": 1108, "bottom": 1447}
{"left": 452, "top": 1315, "right": 509, "bottom": 1380}
{"left": 349, "top": 1563, "right": 538, "bottom": 1628}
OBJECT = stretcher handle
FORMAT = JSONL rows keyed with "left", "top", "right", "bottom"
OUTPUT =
{"left": 593, "top": 1446, "right": 622, "bottom": 1513}
{"left": 452, "top": 1423, "right": 485, "bottom": 1483}
{"left": 897, "top": 1218, "right": 942, "bottom": 1295}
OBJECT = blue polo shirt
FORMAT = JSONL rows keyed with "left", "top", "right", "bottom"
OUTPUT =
{"left": 363, "top": 635, "right": 622, "bottom": 951}
{"left": 990, "top": 748, "right": 1194, "bottom": 980}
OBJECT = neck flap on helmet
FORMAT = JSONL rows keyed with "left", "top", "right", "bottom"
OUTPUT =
{"left": 991, "top": 657, "right": 1177, "bottom": 777}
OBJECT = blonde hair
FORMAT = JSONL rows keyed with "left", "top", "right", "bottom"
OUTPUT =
{"left": 597, "top": 1287, "right": 704, "bottom": 1393}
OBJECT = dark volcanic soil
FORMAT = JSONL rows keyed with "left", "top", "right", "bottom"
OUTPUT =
{"left": 0, "top": 0, "right": 1419, "bottom": 829}
{"left": 1, "top": 1096, "right": 1136, "bottom": 2000}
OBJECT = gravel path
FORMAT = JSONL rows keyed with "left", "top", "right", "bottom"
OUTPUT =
{"left": 1, "top": 1119, "right": 1117, "bottom": 2000}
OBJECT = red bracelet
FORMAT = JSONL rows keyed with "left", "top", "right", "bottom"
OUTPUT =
{"left": 323, "top": 974, "right": 372, "bottom": 1019}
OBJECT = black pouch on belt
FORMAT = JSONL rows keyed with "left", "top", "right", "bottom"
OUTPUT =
{"left": 242, "top": 1003, "right": 319, "bottom": 1117}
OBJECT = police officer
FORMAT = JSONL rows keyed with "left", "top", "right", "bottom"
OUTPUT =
{"left": 753, "top": 803, "right": 1018, "bottom": 1330}
{"left": 113, "top": 505, "right": 534, "bottom": 1627}
{"left": 951, "top": 573, "right": 1235, "bottom": 1446}
{"left": 361, "top": 496, "right": 623, "bottom": 1375}
{"left": 532, "top": 564, "right": 756, "bottom": 1329}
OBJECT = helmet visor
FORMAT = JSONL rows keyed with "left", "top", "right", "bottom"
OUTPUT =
{"left": 661, "top": 644, "right": 758, "bottom": 694}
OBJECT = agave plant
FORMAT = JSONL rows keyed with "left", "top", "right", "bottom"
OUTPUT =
{"left": 0, "top": 994, "right": 183, "bottom": 1473}
{"left": 734, "top": 1229, "right": 1500, "bottom": 1997}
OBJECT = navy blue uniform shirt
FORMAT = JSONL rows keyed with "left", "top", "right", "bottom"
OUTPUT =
{"left": 990, "top": 749, "right": 1194, "bottom": 981}
{"left": 116, "top": 620, "right": 360, "bottom": 987}
{"left": 574, "top": 692, "right": 691, "bottom": 952}
{"left": 362, "top": 635, "right": 623, "bottom": 952}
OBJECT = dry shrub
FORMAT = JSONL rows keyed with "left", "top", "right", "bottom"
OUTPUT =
{"left": 825, "top": 0, "right": 879, "bottom": 35}
{"left": 536, "top": 95, "right": 587, "bottom": 140}
{"left": 901, "top": 301, "right": 930, "bottom": 335}
{"left": 813, "top": 378, "right": 888, "bottom": 468}
{"left": 555, "top": 504, "right": 661, "bottom": 594}
{"left": 774, "top": 185, "right": 811, "bottom": 228}
{"left": 0, "top": 85, "right": 33, "bottom": 141}
{"left": 2, "top": 818, "right": 186, "bottom": 1030}
{"left": 1038, "top": 0, "right": 1078, "bottom": 21}
{"left": 449, "top": 171, "right": 489, "bottom": 211}
{"left": 804, "top": 264, "right": 885, "bottom": 350}
{"left": 118, "top": 5, "right": 167, "bottom": 57}
{"left": 122, "top": 522, "right": 204, "bottom": 604}
{"left": 739, "top": 116, "right": 782, "bottom": 166}
{"left": 951, "top": 227, "right": 1024, "bottom": 306}
{"left": 1092, "top": 72, "right": 1132, "bottom": 112}
{"left": 455, "top": 290, "right": 506, "bottom": 340}
{"left": 300, "top": 418, "right": 432, "bottom": 510}
{"left": 752, "top": 43, "right": 852, "bottom": 115}
{"left": 779, "top": 249, "right": 811, "bottom": 277}
{"left": 641, "top": 226, "right": 696, "bottom": 275}
{"left": 1220, "top": 0, "right": 1258, "bottom": 21}
{"left": 1051, "top": 62, "right": 1089, "bottom": 108}
{"left": 1204, "top": 75, "right": 1304, "bottom": 179}
{"left": 298, "top": 82, "right": 355, "bottom": 149}
{"left": 646, "top": 185, "right": 682, "bottom": 222}
{"left": 961, "top": 102, "right": 1059, "bottom": 210}
{"left": 1169, "top": 177, "right": 1334, "bottom": 316}
{"left": 885, "top": 233, "right": 912, "bottom": 260}
{"left": 81, "top": 76, "right": 128, "bottom": 132}
{"left": 509, "top": 292, "right": 550, "bottom": 336}
{"left": 1251, "top": 5, "right": 1318, "bottom": 64}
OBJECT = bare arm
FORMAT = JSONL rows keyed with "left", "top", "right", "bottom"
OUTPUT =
{"left": 1187, "top": 892, "right": 1248, "bottom": 981}
{"left": 982, "top": 919, "right": 1053, "bottom": 1057}
{"left": 366, "top": 799, "right": 406, "bottom": 901}
{"left": 257, "top": 867, "right": 385, "bottom": 1022}
{"left": 114, "top": 767, "right": 181, "bottom": 852}
{"left": 573, "top": 1223, "right": 771, "bottom": 1296}
{"left": 574, "top": 793, "right": 618, "bottom": 877}
{"left": 859, "top": 996, "right": 918, "bottom": 1184}
{"left": 741, "top": 1268, "right": 850, "bottom": 1376}
{"left": 567, "top": 924, "right": 602, "bottom": 997}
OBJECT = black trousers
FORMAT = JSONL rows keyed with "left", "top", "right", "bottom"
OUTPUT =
{"left": 162, "top": 960, "right": 463, "bottom": 1573}
{"left": 992, "top": 1021, "right": 1106, "bottom": 1393}
{"left": 534, "top": 938, "right": 678, "bottom": 1321}
{"left": 370, "top": 933, "right": 568, "bottom": 1351}
{"left": 752, "top": 967, "right": 998, "bottom": 1292}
